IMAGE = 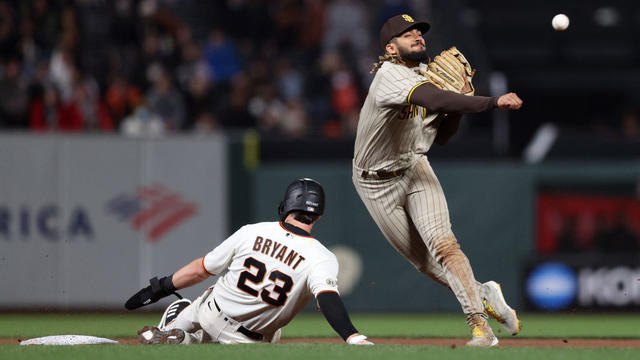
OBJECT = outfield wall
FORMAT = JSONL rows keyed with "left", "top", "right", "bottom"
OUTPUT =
{"left": 252, "top": 161, "right": 640, "bottom": 312}
{"left": 2, "top": 134, "right": 639, "bottom": 312}
{"left": 252, "top": 162, "right": 534, "bottom": 312}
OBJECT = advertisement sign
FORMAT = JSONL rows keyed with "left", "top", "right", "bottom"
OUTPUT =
{"left": 525, "top": 259, "right": 640, "bottom": 310}
{"left": 537, "top": 193, "right": 640, "bottom": 254}
{"left": 528, "top": 190, "right": 640, "bottom": 310}
{"left": 0, "top": 135, "right": 227, "bottom": 309}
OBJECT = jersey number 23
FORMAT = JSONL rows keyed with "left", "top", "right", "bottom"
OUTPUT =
{"left": 237, "top": 257, "right": 293, "bottom": 306}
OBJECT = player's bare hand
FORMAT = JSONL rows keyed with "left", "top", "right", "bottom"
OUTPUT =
{"left": 462, "top": 78, "right": 473, "bottom": 94}
{"left": 497, "top": 93, "right": 523, "bottom": 110}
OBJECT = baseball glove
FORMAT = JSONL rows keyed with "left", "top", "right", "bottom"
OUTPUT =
{"left": 422, "top": 46, "right": 475, "bottom": 96}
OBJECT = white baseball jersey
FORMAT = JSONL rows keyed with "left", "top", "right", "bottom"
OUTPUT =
{"left": 353, "top": 61, "right": 440, "bottom": 172}
{"left": 202, "top": 221, "right": 339, "bottom": 336}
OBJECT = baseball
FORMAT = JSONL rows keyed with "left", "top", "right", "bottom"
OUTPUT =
{"left": 552, "top": 14, "right": 570, "bottom": 31}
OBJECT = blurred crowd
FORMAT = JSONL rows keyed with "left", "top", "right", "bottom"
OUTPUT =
{"left": 0, "top": 0, "right": 422, "bottom": 138}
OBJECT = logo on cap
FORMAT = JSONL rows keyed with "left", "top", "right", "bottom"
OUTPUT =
{"left": 402, "top": 14, "right": 415, "bottom": 22}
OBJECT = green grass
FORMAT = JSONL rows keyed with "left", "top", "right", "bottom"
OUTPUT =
{"left": 2, "top": 312, "right": 638, "bottom": 339}
{"left": 287, "top": 313, "right": 640, "bottom": 339}
{"left": 0, "top": 313, "right": 159, "bottom": 339}
{"left": 1, "top": 312, "right": 639, "bottom": 360}
{"left": 2, "top": 343, "right": 639, "bottom": 360}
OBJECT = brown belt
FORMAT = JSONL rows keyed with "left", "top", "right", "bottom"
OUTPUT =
{"left": 211, "top": 299, "right": 264, "bottom": 341}
{"left": 360, "top": 168, "right": 407, "bottom": 180}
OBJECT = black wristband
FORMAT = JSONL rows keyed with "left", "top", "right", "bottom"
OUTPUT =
{"left": 160, "top": 274, "right": 177, "bottom": 292}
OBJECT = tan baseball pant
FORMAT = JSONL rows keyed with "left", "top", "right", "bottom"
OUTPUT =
{"left": 353, "top": 155, "right": 486, "bottom": 319}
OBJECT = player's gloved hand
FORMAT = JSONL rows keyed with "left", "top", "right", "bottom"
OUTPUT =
{"left": 346, "top": 333, "right": 374, "bottom": 345}
{"left": 124, "top": 275, "right": 177, "bottom": 310}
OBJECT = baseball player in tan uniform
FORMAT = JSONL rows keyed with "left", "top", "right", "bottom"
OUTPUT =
{"left": 352, "top": 14, "right": 523, "bottom": 347}
{"left": 125, "top": 178, "right": 373, "bottom": 346}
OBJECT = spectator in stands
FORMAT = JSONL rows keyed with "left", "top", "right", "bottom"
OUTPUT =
{"left": 104, "top": 74, "right": 143, "bottom": 129}
{"left": 311, "top": 51, "right": 360, "bottom": 138}
{"left": 0, "top": 1, "right": 18, "bottom": 60}
{"left": 24, "top": 0, "right": 60, "bottom": 52}
{"left": 49, "top": 43, "right": 75, "bottom": 103}
{"left": 271, "top": 0, "right": 303, "bottom": 48}
{"left": 275, "top": 58, "right": 303, "bottom": 102}
{"left": 28, "top": 60, "right": 56, "bottom": 131}
{"left": 280, "top": 99, "right": 309, "bottom": 137}
{"left": 71, "top": 74, "right": 113, "bottom": 132}
{"left": 15, "top": 17, "right": 43, "bottom": 79}
{"left": 192, "top": 112, "right": 219, "bottom": 135}
{"left": 323, "top": 0, "right": 370, "bottom": 54}
{"left": 297, "top": 0, "right": 326, "bottom": 54}
{"left": 215, "top": 73, "right": 256, "bottom": 129}
{"left": 183, "top": 64, "right": 215, "bottom": 131}
{"left": 120, "top": 104, "right": 165, "bottom": 138}
{"left": 248, "top": 82, "right": 287, "bottom": 136}
{"left": 145, "top": 64, "right": 186, "bottom": 131}
{"left": 204, "top": 27, "right": 242, "bottom": 85}
{"left": 0, "top": 57, "right": 29, "bottom": 128}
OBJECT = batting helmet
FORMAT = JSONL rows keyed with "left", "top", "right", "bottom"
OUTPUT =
{"left": 278, "top": 178, "right": 325, "bottom": 221}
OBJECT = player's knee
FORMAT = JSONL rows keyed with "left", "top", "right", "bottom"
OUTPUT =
{"left": 432, "top": 235, "right": 462, "bottom": 265}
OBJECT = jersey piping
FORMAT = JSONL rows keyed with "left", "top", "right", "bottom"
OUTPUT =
{"left": 202, "top": 257, "right": 216, "bottom": 276}
{"left": 407, "top": 81, "right": 431, "bottom": 104}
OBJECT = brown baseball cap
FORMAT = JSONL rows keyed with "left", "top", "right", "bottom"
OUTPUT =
{"left": 379, "top": 14, "right": 431, "bottom": 50}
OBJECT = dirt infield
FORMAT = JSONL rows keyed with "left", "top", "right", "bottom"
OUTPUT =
{"left": 3, "top": 337, "right": 640, "bottom": 348}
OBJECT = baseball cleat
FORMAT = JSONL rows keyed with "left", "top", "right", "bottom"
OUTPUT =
{"left": 138, "top": 326, "right": 185, "bottom": 345}
{"left": 158, "top": 298, "right": 191, "bottom": 329}
{"left": 482, "top": 281, "right": 521, "bottom": 336}
{"left": 466, "top": 322, "right": 498, "bottom": 347}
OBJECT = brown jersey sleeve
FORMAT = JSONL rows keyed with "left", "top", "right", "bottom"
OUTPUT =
{"left": 408, "top": 83, "right": 498, "bottom": 114}
{"left": 434, "top": 113, "right": 462, "bottom": 145}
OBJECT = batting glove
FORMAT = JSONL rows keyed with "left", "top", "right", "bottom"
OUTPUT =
{"left": 346, "top": 334, "right": 374, "bottom": 345}
{"left": 124, "top": 275, "right": 178, "bottom": 310}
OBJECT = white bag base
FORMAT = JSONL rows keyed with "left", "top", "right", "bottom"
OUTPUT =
{"left": 19, "top": 335, "right": 119, "bottom": 346}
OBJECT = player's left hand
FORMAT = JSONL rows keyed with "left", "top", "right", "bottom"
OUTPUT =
{"left": 346, "top": 333, "right": 374, "bottom": 345}
{"left": 462, "top": 78, "right": 473, "bottom": 94}
{"left": 125, "top": 275, "right": 177, "bottom": 310}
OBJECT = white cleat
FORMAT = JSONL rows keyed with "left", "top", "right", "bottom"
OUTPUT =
{"left": 137, "top": 326, "right": 185, "bottom": 345}
{"left": 482, "top": 281, "right": 521, "bottom": 336}
{"left": 466, "top": 322, "right": 499, "bottom": 347}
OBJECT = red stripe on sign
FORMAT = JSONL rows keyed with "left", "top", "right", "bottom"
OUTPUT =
{"left": 131, "top": 195, "right": 181, "bottom": 229}
{"left": 137, "top": 184, "right": 168, "bottom": 201}
{"left": 148, "top": 204, "right": 198, "bottom": 241}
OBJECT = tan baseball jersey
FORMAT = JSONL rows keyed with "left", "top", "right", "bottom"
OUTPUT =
{"left": 202, "top": 221, "right": 339, "bottom": 336}
{"left": 353, "top": 61, "right": 440, "bottom": 173}
{"left": 352, "top": 59, "right": 487, "bottom": 319}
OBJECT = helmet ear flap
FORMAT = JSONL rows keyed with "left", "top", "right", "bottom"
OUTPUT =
{"left": 277, "top": 201, "right": 285, "bottom": 220}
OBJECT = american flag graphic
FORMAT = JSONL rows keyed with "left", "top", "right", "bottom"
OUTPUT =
{"left": 106, "top": 184, "right": 198, "bottom": 242}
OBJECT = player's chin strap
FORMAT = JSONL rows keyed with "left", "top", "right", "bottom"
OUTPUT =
{"left": 172, "top": 291, "right": 183, "bottom": 299}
